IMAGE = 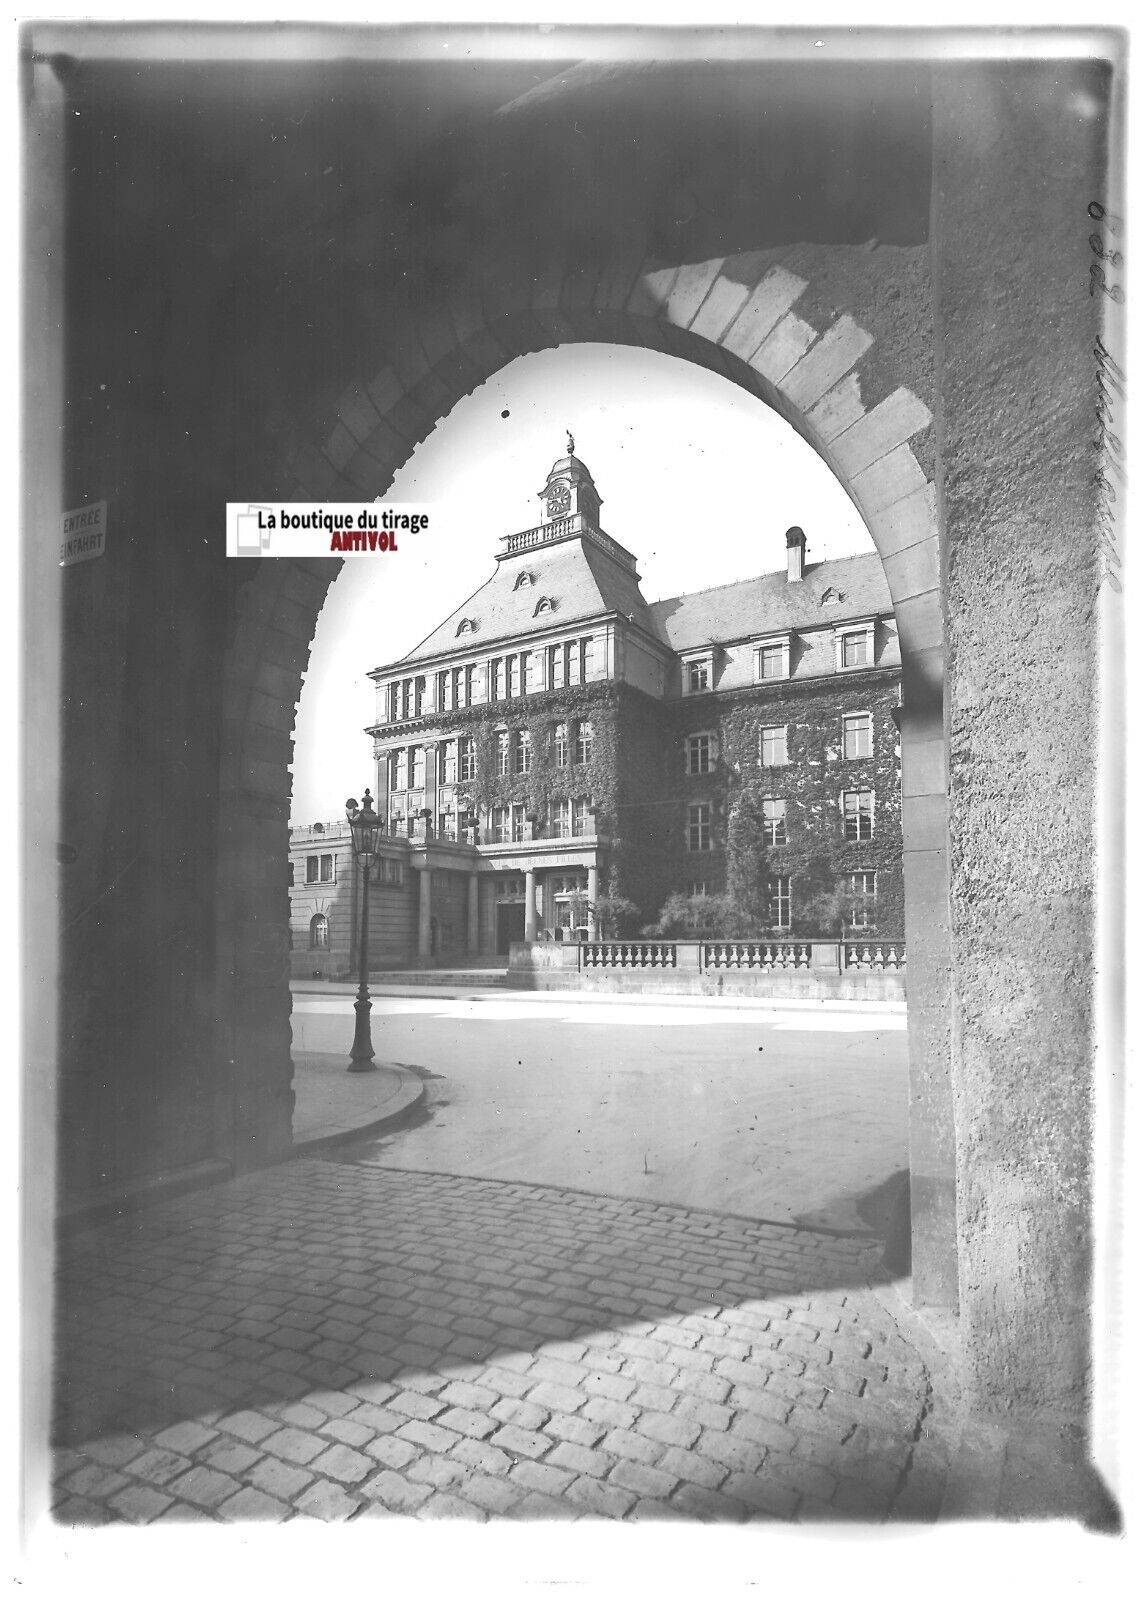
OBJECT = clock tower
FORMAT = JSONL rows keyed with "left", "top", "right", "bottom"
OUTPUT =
{"left": 538, "top": 432, "right": 603, "bottom": 533}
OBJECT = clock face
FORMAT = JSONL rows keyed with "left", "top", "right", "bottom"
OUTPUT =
{"left": 546, "top": 483, "right": 571, "bottom": 519}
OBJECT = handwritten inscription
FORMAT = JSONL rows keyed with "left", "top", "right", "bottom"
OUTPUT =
{"left": 1089, "top": 203, "right": 1124, "bottom": 594}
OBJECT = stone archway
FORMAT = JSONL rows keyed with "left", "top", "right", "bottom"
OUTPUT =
{"left": 219, "top": 251, "right": 954, "bottom": 1308}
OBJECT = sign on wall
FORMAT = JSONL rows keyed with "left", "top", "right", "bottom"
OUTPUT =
{"left": 59, "top": 500, "right": 108, "bottom": 567}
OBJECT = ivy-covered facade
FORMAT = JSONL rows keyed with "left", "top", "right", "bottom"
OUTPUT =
{"left": 360, "top": 445, "right": 904, "bottom": 965}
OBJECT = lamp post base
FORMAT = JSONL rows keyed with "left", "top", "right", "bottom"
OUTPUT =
{"left": 348, "top": 995, "right": 377, "bottom": 1072}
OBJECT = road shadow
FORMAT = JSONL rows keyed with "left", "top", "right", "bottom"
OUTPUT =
{"left": 52, "top": 1158, "right": 939, "bottom": 1522}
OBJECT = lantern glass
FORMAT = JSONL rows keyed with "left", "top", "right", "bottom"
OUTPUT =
{"left": 348, "top": 791, "right": 383, "bottom": 858}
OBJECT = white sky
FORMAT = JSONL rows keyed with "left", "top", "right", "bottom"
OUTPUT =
{"left": 289, "top": 342, "right": 873, "bottom": 824}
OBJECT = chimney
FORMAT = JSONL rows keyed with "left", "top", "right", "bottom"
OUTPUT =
{"left": 786, "top": 525, "right": 806, "bottom": 583}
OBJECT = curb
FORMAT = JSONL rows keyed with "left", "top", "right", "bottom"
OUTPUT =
{"left": 291, "top": 1063, "right": 427, "bottom": 1156}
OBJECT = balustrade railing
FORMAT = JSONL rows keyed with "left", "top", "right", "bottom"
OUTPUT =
{"left": 843, "top": 941, "right": 906, "bottom": 970}
{"left": 581, "top": 941, "right": 678, "bottom": 969}
{"left": 569, "top": 938, "right": 906, "bottom": 976}
{"left": 702, "top": 940, "right": 812, "bottom": 970}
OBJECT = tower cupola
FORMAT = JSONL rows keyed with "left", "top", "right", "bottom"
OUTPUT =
{"left": 538, "top": 430, "right": 603, "bottom": 533}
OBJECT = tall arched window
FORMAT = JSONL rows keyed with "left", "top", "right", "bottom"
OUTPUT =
{"left": 309, "top": 913, "right": 329, "bottom": 950}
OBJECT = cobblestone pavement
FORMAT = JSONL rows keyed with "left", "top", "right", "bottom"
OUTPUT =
{"left": 52, "top": 1158, "right": 949, "bottom": 1525}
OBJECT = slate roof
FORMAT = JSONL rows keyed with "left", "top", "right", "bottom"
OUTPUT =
{"left": 387, "top": 534, "right": 656, "bottom": 669}
{"left": 380, "top": 539, "right": 892, "bottom": 676}
{"left": 645, "top": 551, "right": 893, "bottom": 652}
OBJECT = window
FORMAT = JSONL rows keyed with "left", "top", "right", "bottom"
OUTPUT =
{"left": 440, "top": 741, "right": 457, "bottom": 785}
{"left": 546, "top": 644, "right": 564, "bottom": 689}
{"left": 490, "top": 657, "right": 505, "bottom": 701}
{"left": 534, "top": 596, "right": 554, "bottom": 616}
{"left": 385, "top": 859, "right": 404, "bottom": 886}
{"left": 409, "top": 747, "right": 425, "bottom": 791}
{"left": 563, "top": 639, "right": 590, "bottom": 687}
{"left": 574, "top": 720, "right": 593, "bottom": 765}
{"left": 512, "top": 803, "right": 527, "bottom": 843}
{"left": 319, "top": 854, "right": 334, "bottom": 883}
{"left": 548, "top": 797, "right": 570, "bottom": 838}
{"left": 456, "top": 617, "right": 475, "bottom": 636}
{"left": 687, "top": 802, "right": 712, "bottom": 852}
{"left": 760, "top": 725, "right": 788, "bottom": 767}
{"left": 687, "top": 733, "right": 712, "bottom": 775}
{"left": 497, "top": 730, "right": 510, "bottom": 776}
{"left": 513, "top": 569, "right": 534, "bottom": 590}
{"left": 572, "top": 797, "right": 590, "bottom": 837}
{"left": 767, "top": 876, "right": 791, "bottom": 930}
{"left": 515, "top": 729, "right": 531, "bottom": 774}
{"left": 309, "top": 913, "right": 329, "bottom": 950}
{"left": 843, "top": 712, "right": 873, "bottom": 760}
{"left": 306, "top": 855, "right": 319, "bottom": 884}
{"left": 490, "top": 806, "right": 510, "bottom": 844}
{"left": 452, "top": 665, "right": 476, "bottom": 707}
{"left": 552, "top": 723, "right": 568, "bottom": 765}
{"left": 837, "top": 624, "right": 875, "bottom": 670}
{"left": 459, "top": 736, "right": 476, "bottom": 782}
{"left": 847, "top": 870, "right": 877, "bottom": 930}
{"left": 397, "top": 675, "right": 426, "bottom": 720}
{"left": 762, "top": 798, "right": 786, "bottom": 845}
{"left": 288, "top": 862, "right": 295, "bottom": 887}
{"left": 437, "top": 811, "right": 456, "bottom": 842}
{"left": 688, "top": 881, "right": 711, "bottom": 898}
{"left": 843, "top": 790, "right": 875, "bottom": 842}
{"left": 436, "top": 670, "right": 450, "bottom": 711}
{"left": 755, "top": 637, "right": 790, "bottom": 680}
{"left": 687, "top": 659, "right": 709, "bottom": 694}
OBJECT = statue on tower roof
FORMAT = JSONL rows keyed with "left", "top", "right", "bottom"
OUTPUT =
{"left": 566, "top": 429, "right": 575, "bottom": 456}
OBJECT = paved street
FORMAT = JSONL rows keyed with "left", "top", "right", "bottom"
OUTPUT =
{"left": 53, "top": 1160, "right": 948, "bottom": 1525}
{"left": 290, "top": 990, "right": 909, "bottom": 1232}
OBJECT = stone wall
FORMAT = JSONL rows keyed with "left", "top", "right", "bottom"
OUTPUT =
{"left": 932, "top": 59, "right": 1111, "bottom": 1425}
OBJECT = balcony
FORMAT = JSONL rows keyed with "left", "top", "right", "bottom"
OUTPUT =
{"left": 497, "top": 512, "right": 638, "bottom": 574}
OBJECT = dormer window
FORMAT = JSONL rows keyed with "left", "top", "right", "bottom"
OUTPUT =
{"left": 821, "top": 587, "right": 845, "bottom": 607}
{"left": 533, "top": 596, "right": 554, "bottom": 616}
{"left": 682, "top": 652, "right": 714, "bottom": 695}
{"left": 513, "top": 570, "right": 535, "bottom": 590}
{"left": 456, "top": 617, "right": 476, "bottom": 636}
{"left": 754, "top": 634, "right": 791, "bottom": 682}
{"left": 835, "top": 622, "right": 876, "bottom": 671}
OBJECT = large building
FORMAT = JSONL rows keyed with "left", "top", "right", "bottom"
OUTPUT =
{"left": 290, "top": 444, "right": 903, "bottom": 972}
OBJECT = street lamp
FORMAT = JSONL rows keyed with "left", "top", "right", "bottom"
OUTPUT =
{"left": 345, "top": 789, "right": 384, "bottom": 1072}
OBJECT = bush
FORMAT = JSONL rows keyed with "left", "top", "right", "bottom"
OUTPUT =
{"left": 589, "top": 893, "right": 642, "bottom": 938}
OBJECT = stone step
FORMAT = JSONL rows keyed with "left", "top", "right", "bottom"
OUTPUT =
{"left": 368, "top": 969, "right": 509, "bottom": 987}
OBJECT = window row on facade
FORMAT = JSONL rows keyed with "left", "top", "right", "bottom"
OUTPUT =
{"left": 682, "top": 870, "right": 881, "bottom": 932}
{"left": 681, "top": 623, "right": 877, "bottom": 696}
{"left": 686, "top": 790, "right": 877, "bottom": 851}
{"left": 685, "top": 712, "right": 874, "bottom": 776}
{"left": 292, "top": 854, "right": 405, "bottom": 887}
{"left": 382, "top": 635, "right": 596, "bottom": 721}
{"left": 385, "top": 721, "right": 595, "bottom": 793}
{"left": 384, "top": 795, "right": 596, "bottom": 843}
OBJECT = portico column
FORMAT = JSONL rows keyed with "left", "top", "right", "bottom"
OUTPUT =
{"left": 524, "top": 868, "right": 537, "bottom": 942}
{"left": 417, "top": 864, "right": 432, "bottom": 961}
{"left": 467, "top": 871, "right": 479, "bottom": 953}
{"left": 587, "top": 862, "right": 600, "bottom": 941}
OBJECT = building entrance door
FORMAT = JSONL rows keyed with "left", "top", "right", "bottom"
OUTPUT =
{"left": 496, "top": 902, "right": 525, "bottom": 954}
